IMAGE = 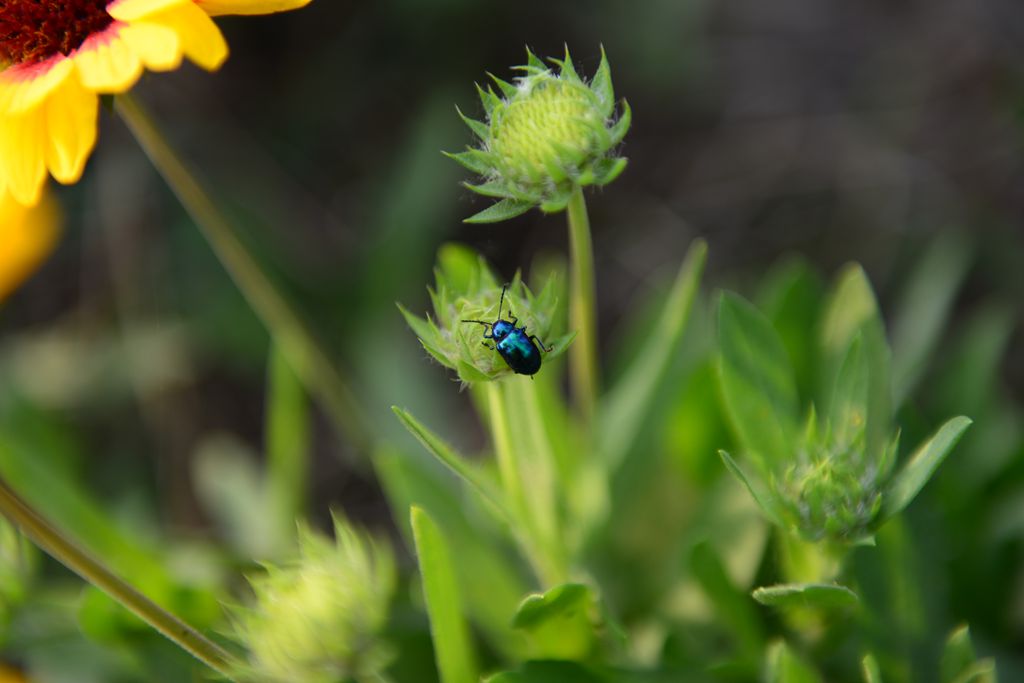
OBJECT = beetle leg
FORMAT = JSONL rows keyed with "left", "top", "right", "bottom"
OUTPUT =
{"left": 482, "top": 341, "right": 495, "bottom": 350}
{"left": 530, "top": 335, "right": 553, "bottom": 352}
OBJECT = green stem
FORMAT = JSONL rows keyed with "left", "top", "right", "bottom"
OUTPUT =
{"left": 115, "top": 93, "right": 373, "bottom": 458}
{"left": 566, "top": 186, "right": 598, "bottom": 424}
{"left": 513, "top": 378, "right": 568, "bottom": 582}
{"left": 0, "top": 477, "right": 236, "bottom": 677}
{"left": 487, "top": 382, "right": 557, "bottom": 585}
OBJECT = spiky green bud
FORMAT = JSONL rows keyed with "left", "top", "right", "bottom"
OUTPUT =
{"left": 447, "top": 46, "right": 631, "bottom": 223}
{"left": 770, "top": 424, "right": 895, "bottom": 543}
{"left": 230, "top": 517, "right": 395, "bottom": 683}
{"left": 399, "top": 244, "right": 573, "bottom": 384}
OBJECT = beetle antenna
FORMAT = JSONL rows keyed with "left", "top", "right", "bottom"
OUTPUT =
{"left": 461, "top": 319, "right": 491, "bottom": 327}
{"left": 498, "top": 283, "right": 508, "bottom": 320}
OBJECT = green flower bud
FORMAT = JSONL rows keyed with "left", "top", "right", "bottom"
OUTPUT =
{"left": 231, "top": 517, "right": 395, "bottom": 683}
{"left": 398, "top": 244, "right": 573, "bottom": 384}
{"left": 447, "top": 47, "right": 631, "bottom": 223}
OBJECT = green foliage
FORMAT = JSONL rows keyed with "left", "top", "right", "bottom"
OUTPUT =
{"left": 716, "top": 274, "right": 969, "bottom": 548}
{"left": 412, "top": 506, "right": 479, "bottom": 683}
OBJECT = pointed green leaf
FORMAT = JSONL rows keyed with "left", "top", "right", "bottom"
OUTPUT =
{"left": 942, "top": 625, "right": 976, "bottom": 683}
{"left": 464, "top": 199, "right": 534, "bottom": 224}
{"left": 820, "top": 264, "right": 891, "bottom": 460}
{"left": 444, "top": 149, "right": 493, "bottom": 176}
{"left": 455, "top": 106, "right": 489, "bottom": 140}
{"left": 608, "top": 100, "right": 631, "bottom": 145}
{"left": 862, "top": 654, "right": 882, "bottom": 683}
{"left": 599, "top": 241, "right": 706, "bottom": 470}
{"left": 487, "top": 72, "right": 518, "bottom": 99}
{"left": 830, "top": 333, "right": 870, "bottom": 449}
{"left": 717, "top": 292, "right": 800, "bottom": 467}
{"left": 554, "top": 45, "right": 581, "bottom": 84}
{"left": 753, "top": 583, "right": 860, "bottom": 610}
{"left": 593, "top": 157, "right": 628, "bottom": 187}
{"left": 525, "top": 47, "right": 545, "bottom": 70}
{"left": 891, "top": 234, "right": 972, "bottom": 405}
{"left": 590, "top": 46, "right": 615, "bottom": 117}
{"left": 881, "top": 416, "right": 972, "bottom": 520}
{"left": 475, "top": 83, "right": 501, "bottom": 118}
{"left": 411, "top": 506, "right": 479, "bottom": 683}
{"left": 393, "top": 407, "right": 509, "bottom": 521}
{"left": 463, "top": 181, "right": 517, "bottom": 200}
{"left": 765, "top": 641, "right": 823, "bottom": 683}
{"left": 720, "top": 451, "right": 785, "bottom": 527}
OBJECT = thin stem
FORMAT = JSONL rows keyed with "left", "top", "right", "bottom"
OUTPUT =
{"left": 566, "top": 186, "right": 598, "bottom": 424}
{"left": 0, "top": 477, "right": 236, "bottom": 677}
{"left": 487, "top": 381, "right": 556, "bottom": 585}
{"left": 512, "top": 378, "right": 568, "bottom": 583}
{"left": 115, "top": 93, "right": 373, "bottom": 458}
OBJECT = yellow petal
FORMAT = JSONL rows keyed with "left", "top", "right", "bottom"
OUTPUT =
{"left": 150, "top": 3, "right": 228, "bottom": 72}
{"left": 118, "top": 21, "right": 184, "bottom": 71}
{"left": 72, "top": 25, "right": 145, "bottom": 92}
{"left": 0, "top": 57, "right": 75, "bottom": 116}
{"left": 44, "top": 79, "right": 99, "bottom": 185}
{"left": 0, "top": 189, "right": 61, "bottom": 303}
{"left": 195, "top": 0, "right": 313, "bottom": 16}
{"left": 0, "top": 110, "right": 49, "bottom": 206}
{"left": 107, "top": 0, "right": 191, "bottom": 21}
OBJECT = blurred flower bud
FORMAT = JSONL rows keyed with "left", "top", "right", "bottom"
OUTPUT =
{"left": 232, "top": 516, "right": 395, "bottom": 683}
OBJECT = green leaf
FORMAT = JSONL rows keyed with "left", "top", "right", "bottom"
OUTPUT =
{"left": 455, "top": 105, "right": 490, "bottom": 140}
{"left": 463, "top": 181, "right": 518, "bottom": 200}
{"left": 819, "top": 264, "right": 891, "bottom": 461}
{"left": 487, "top": 72, "right": 518, "bottom": 99}
{"left": 765, "top": 641, "right": 823, "bottom": 683}
{"left": 942, "top": 625, "right": 976, "bottom": 683}
{"left": 392, "top": 407, "right": 510, "bottom": 522}
{"left": 861, "top": 654, "right": 882, "bottom": 683}
{"left": 719, "top": 450, "right": 784, "bottom": 527}
{"left": 590, "top": 46, "right": 615, "bottom": 117}
{"left": 476, "top": 83, "right": 502, "bottom": 116}
{"left": 752, "top": 583, "right": 860, "bottom": 610}
{"left": 592, "top": 157, "right": 628, "bottom": 187}
{"left": 717, "top": 292, "right": 800, "bottom": 468}
{"left": 411, "top": 506, "right": 479, "bottom": 683}
{"left": 881, "top": 416, "right": 972, "bottom": 521}
{"left": 890, "top": 234, "right": 972, "bottom": 405}
{"left": 374, "top": 449, "right": 527, "bottom": 660}
{"left": 444, "top": 148, "right": 495, "bottom": 176}
{"left": 464, "top": 199, "right": 534, "bottom": 224}
{"left": 600, "top": 241, "right": 706, "bottom": 470}
{"left": 829, "top": 333, "right": 870, "bottom": 450}
{"left": 513, "top": 583, "right": 597, "bottom": 661}
{"left": 608, "top": 100, "right": 632, "bottom": 146}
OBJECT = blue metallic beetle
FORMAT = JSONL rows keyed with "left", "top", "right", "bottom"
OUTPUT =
{"left": 463, "top": 284, "right": 553, "bottom": 376}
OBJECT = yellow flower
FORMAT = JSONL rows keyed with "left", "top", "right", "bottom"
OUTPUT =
{"left": 0, "top": 0, "right": 312, "bottom": 206}
{"left": 0, "top": 187, "right": 61, "bottom": 303}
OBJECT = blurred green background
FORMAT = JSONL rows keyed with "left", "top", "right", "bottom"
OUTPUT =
{"left": 1, "top": 0, "right": 1023, "bottom": 679}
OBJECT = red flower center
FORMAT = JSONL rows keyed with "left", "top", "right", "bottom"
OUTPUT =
{"left": 0, "top": 0, "right": 114, "bottom": 66}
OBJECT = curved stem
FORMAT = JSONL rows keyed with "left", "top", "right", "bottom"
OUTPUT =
{"left": 566, "top": 186, "right": 598, "bottom": 425}
{"left": 115, "top": 93, "right": 373, "bottom": 458}
{"left": 0, "top": 477, "right": 236, "bottom": 677}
